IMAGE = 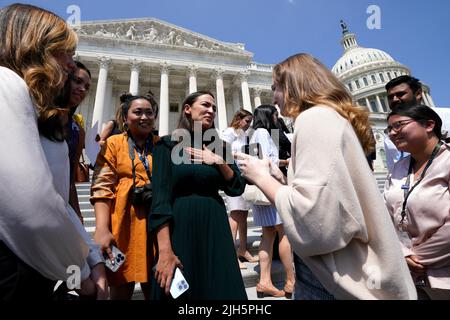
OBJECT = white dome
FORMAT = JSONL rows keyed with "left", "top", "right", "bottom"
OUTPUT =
{"left": 332, "top": 46, "right": 395, "bottom": 76}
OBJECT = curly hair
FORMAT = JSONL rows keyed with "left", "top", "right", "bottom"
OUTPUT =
{"left": 0, "top": 3, "right": 78, "bottom": 113}
{"left": 273, "top": 53, "right": 374, "bottom": 155}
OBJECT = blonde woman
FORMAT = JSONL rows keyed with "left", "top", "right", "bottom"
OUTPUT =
{"left": 236, "top": 53, "right": 416, "bottom": 299}
{"left": 221, "top": 109, "right": 258, "bottom": 269}
{"left": 0, "top": 4, "right": 92, "bottom": 299}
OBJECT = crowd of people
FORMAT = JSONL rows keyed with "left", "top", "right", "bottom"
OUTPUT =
{"left": 1, "top": 3, "right": 449, "bottom": 301}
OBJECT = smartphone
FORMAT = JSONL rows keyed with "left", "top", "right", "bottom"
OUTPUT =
{"left": 170, "top": 267, "right": 189, "bottom": 299}
{"left": 241, "top": 143, "right": 263, "bottom": 185}
{"left": 102, "top": 245, "right": 126, "bottom": 272}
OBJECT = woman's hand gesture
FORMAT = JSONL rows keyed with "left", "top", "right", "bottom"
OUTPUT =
{"left": 185, "top": 144, "right": 225, "bottom": 165}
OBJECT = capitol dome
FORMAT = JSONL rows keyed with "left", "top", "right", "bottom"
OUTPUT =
{"left": 332, "top": 46, "right": 395, "bottom": 76}
{"left": 331, "top": 21, "right": 410, "bottom": 115}
{"left": 331, "top": 21, "right": 436, "bottom": 174}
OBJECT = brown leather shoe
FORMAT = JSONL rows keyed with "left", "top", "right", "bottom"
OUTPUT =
{"left": 238, "top": 250, "right": 259, "bottom": 263}
{"left": 256, "top": 283, "right": 285, "bottom": 298}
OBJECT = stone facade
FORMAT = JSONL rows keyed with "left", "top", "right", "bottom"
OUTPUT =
{"left": 75, "top": 18, "right": 438, "bottom": 174}
{"left": 74, "top": 17, "right": 273, "bottom": 136}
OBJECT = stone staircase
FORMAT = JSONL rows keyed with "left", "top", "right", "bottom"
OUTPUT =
{"left": 374, "top": 171, "right": 388, "bottom": 194}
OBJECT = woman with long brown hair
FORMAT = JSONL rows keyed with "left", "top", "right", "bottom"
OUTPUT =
{"left": 221, "top": 109, "right": 258, "bottom": 269}
{"left": 0, "top": 3, "right": 93, "bottom": 299}
{"left": 150, "top": 91, "right": 247, "bottom": 299}
{"left": 236, "top": 53, "right": 416, "bottom": 299}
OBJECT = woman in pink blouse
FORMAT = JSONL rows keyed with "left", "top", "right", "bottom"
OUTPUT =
{"left": 384, "top": 104, "right": 450, "bottom": 300}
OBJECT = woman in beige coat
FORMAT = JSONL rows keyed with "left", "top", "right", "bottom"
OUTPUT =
{"left": 236, "top": 53, "right": 416, "bottom": 300}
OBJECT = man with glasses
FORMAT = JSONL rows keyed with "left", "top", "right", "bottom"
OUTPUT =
{"left": 384, "top": 75, "right": 423, "bottom": 172}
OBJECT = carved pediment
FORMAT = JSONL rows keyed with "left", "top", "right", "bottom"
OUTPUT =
{"left": 74, "top": 18, "right": 249, "bottom": 55}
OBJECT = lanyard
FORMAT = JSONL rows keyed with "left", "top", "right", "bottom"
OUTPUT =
{"left": 136, "top": 141, "right": 151, "bottom": 174}
{"left": 399, "top": 141, "right": 443, "bottom": 226}
{"left": 127, "top": 135, "right": 153, "bottom": 185}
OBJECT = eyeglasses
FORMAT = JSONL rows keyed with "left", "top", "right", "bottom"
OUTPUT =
{"left": 384, "top": 119, "right": 415, "bottom": 134}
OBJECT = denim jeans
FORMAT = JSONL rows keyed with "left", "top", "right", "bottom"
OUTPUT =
{"left": 293, "top": 254, "right": 335, "bottom": 300}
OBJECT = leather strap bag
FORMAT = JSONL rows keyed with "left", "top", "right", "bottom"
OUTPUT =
{"left": 75, "top": 154, "right": 90, "bottom": 183}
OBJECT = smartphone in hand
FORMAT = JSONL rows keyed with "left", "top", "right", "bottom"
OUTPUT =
{"left": 102, "top": 245, "right": 126, "bottom": 272}
{"left": 241, "top": 143, "right": 263, "bottom": 185}
{"left": 170, "top": 267, "right": 189, "bottom": 299}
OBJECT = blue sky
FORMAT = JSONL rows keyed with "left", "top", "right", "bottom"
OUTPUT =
{"left": 3, "top": 0, "right": 449, "bottom": 107}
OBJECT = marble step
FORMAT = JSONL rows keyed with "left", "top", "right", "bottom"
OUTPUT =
{"left": 129, "top": 259, "right": 289, "bottom": 300}
{"left": 82, "top": 217, "right": 261, "bottom": 255}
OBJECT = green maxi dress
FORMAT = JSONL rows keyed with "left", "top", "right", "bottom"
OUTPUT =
{"left": 149, "top": 136, "right": 247, "bottom": 300}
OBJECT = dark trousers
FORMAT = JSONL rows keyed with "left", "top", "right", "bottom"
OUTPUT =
{"left": 0, "top": 241, "right": 55, "bottom": 300}
{"left": 293, "top": 254, "right": 335, "bottom": 300}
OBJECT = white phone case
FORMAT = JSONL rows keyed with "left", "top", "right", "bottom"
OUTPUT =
{"left": 170, "top": 267, "right": 189, "bottom": 299}
{"left": 103, "top": 245, "right": 126, "bottom": 272}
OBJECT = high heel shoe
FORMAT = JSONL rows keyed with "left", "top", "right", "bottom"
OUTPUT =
{"left": 238, "top": 250, "right": 259, "bottom": 263}
{"left": 256, "top": 283, "right": 285, "bottom": 298}
{"left": 283, "top": 282, "right": 295, "bottom": 299}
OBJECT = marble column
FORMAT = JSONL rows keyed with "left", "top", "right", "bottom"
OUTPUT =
{"left": 376, "top": 95, "right": 384, "bottom": 113}
{"left": 373, "top": 131, "right": 386, "bottom": 171}
{"left": 187, "top": 65, "right": 198, "bottom": 94}
{"left": 159, "top": 62, "right": 170, "bottom": 136}
{"left": 239, "top": 71, "right": 252, "bottom": 112}
{"left": 253, "top": 87, "right": 262, "bottom": 108}
{"left": 102, "top": 78, "right": 114, "bottom": 130}
{"left": 92, "top": 56, "right": 111, "bottom": 132}
{"left": 214, "top": 69, "right": 227, "bottom": 133}
{"left": 384, "top": 96, "right": 389, "bottom": 110}
{"left": 365, "top": 97, "right": 371, "bottom": 112}
{"left": 129, "top": 59, "right": 142, "bottom": 95}
{"left": 232, "top": 87, "right": 241, "bottom": 112}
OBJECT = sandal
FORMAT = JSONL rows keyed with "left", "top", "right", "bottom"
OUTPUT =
{"left": 238, "top": 250, "right": 259, "bottom": 263}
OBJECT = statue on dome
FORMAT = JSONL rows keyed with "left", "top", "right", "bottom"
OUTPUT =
{"left": 95, "top": 25, "right": 115, "bottom": 38}
{"left": 73, "top": 26, "right": 87, "bottom": 35}
{"left": 126, "top": 24, "right": 137, "bottom": 40}
{"left": 144, "top": 25, "right": 158, "bottom": 42}
{"left": 340, "top": 20, "right": 349, "bottom": 34}
{"left": 115, "top": 25, "right": 125, "bottom": 38}
{"left": 163, "top": 30, "right": 176, "bottom": 45}
{"left": 175, "top": 34, "right": 184, "bottom": 46}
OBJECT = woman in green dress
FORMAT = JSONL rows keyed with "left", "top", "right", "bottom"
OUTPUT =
{"left": 149, "top": 91, "right": 247, "bottom": 300}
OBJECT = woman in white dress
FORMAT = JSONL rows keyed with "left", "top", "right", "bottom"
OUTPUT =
{"left": 37, "top": 68, "right": 108, "bottom": 299}
{"left": 248, "top": 105, "right": 295, "bottom": 298}
{"left": 40, "top": 134, "right": 108, "bottom": 299}
{"left": 221, "top": 109, "right": 258, "bottom": 269}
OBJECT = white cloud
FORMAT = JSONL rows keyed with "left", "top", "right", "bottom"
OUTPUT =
{"left": 287, "top": 0, "right": 296, "bottom": 4}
